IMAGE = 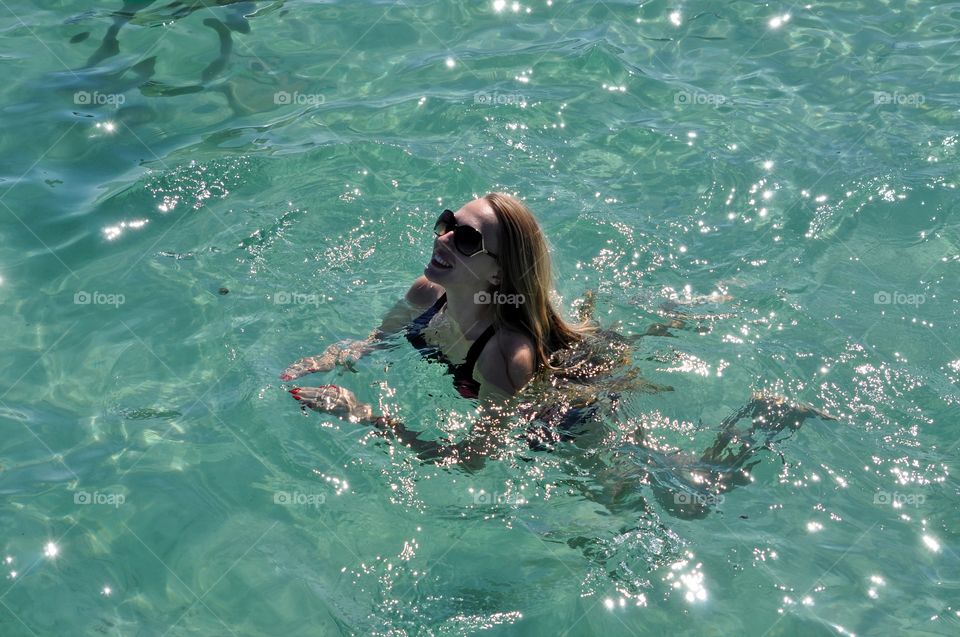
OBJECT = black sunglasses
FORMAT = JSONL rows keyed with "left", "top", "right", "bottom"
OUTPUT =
{"left": 433, "top": 209, "right": 498, "bottom": 259}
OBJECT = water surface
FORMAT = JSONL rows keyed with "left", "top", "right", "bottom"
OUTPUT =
{"left": 1, "top": 1, "right": 958, "bottom": 635}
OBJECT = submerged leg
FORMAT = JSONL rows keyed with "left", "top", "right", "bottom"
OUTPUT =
{"left": 700, "top": 392, "right": 836, "bottom": 465}
{"left": 649, "top": 393, "right": 835, "bottom": 519}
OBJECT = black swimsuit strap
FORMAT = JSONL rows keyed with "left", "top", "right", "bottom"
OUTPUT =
{"left": 405, "top": 293, "right": 447, "bottom": 350}
{"left": 458, "top": 324, "right": 496, "bottom": 378}
{"left": 417, "top": 293, "right": 447, "bottom": 325}
{"left": 451, "top": 324, "right": 496, "bottom": 398}
{"left": 406, "top": 292, "right": 497, "bottom": 398}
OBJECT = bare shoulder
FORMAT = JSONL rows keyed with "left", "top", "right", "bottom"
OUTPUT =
{"left": 492, "top": 328, "right": 536, "bottom": 357}
{"left": 404, "top": 275, "right": 445, "bottom": 308}
{"left": 476, "top": 327, "right": 537, "bottom": 396}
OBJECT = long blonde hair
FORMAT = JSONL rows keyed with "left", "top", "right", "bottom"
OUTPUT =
{"left": 483, "top": 192, "right": 607, "bottom": 384}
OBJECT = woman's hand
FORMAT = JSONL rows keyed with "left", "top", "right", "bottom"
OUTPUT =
{"left": 289, "top": 385, "right": 373, "bottom": 423}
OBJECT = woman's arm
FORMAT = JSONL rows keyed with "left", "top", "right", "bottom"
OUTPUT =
{"left": 291, "top": 321, "right": 537, "bottom": 469}
{"left": 289, "top": 382, "right": 523, "bottom": 471}
{"left": 362, "top": 395, "right": 526, "bottom": 471}
{"left": 281, "top": 276, "right": 443, "bottom": 380}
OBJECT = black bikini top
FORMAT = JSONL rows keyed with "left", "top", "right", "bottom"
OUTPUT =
{"left": 405, "top": 293, "right": 496, "bottom": 399}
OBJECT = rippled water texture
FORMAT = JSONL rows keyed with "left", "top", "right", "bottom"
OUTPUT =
{"left": 1, "top": 1, "right": 958, "bottom": 635}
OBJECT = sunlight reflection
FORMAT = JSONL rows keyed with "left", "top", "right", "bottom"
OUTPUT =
{"left": 867, "top": 574, "right": 885, "bottom": 599}
{"left": 769, "top": 14, "right": 791, "bottom": 29}
{"left": 103, "top": 218, "right": 149, "bottom": 241}
{"left": 660, "top": 351, "right": 711, "bottom": 377}
{"left": 492, "top": 0, "right": 524, "bottom": 12}
{"left": 665, "top": 554, "right": 708, "bottom": 603}
{"left": 312, "top": 470, "right": 350, "bottom": 496}
{"left": 604, "top": 594, "right": 646, "bottom": 609}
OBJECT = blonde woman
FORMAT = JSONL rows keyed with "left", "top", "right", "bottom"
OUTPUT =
{"left": 280, "top": 193, "right": 629, "bottom": 465}
{"left": 280, "top": 193, "right": 832, "bottom": 508}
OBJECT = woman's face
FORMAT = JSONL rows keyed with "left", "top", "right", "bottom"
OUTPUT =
{"left": 424, "top": 198, "right": 501, "bottom": 289}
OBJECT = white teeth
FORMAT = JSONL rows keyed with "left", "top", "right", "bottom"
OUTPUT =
{"left": 433, "top": 254, "right": 452, "bottom": 267}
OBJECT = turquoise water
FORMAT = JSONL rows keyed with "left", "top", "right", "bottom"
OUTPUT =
{"left": 1, "top": 0, "right": 958, "bottom": 635}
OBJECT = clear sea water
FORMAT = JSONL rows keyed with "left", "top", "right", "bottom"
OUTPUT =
{"left": 1, "top": 1, "right": 958, "bottom": 635}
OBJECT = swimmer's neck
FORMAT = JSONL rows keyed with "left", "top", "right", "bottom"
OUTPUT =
{"left": 440, "top": 286, "right": 497, "bottom": 337}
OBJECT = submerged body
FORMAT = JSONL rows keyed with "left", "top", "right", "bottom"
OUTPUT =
{"left": 404, "top": 286, "right": 636, "bottom": 449}
{"left": 282, "top": 193, "right": 835, "bottom": 516}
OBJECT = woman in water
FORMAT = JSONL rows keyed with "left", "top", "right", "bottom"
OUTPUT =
{"left": 281, "top": 192, "right": 832, "bottom": 515}
{"left": 281, "top": 193, "right": 623, "bottom": 461}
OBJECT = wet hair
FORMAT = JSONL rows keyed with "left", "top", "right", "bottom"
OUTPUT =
{"left": 483, "top": 192, "right": 607, "bottom": 384}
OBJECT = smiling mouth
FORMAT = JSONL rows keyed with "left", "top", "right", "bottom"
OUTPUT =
{"left": 430, "top": 253, "right": 454, "bottom": 269}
